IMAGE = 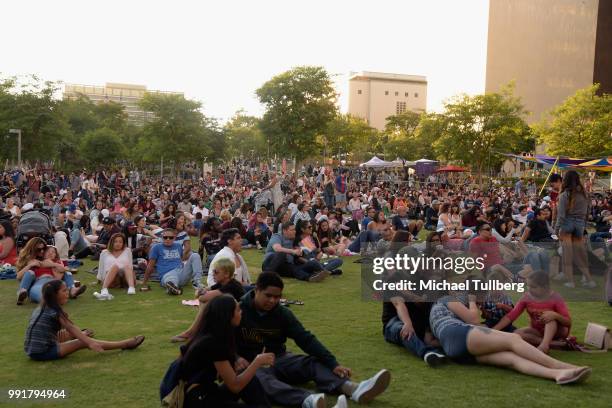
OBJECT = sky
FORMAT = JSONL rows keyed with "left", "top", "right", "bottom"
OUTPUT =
{"left": 1, "top": 0, "right": 490, "bottom": 123}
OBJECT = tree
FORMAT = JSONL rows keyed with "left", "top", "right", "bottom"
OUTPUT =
{"left": 223, "top": 111, "right": 267, "bottom": 160}
{"left": 433, "top": 84, "right": 533, "bottom": 182}
{"left": 256, "top": 66, "right": 338, "bottom": 158}
{"left": 536, "top": 84, "right": 612, "bottom": 157}
{"left": 322, "top": 114, "right": 378, "bottom": 163}
{"left": 137, "top": 93, "right": 220, "bottom": 164}
{"left": 79, "top": 128, "right": 125, "bottom": 166}
{"left": 381, "top": 111, "right": 422, "bottom": 160}
{"left": 0, "top": 75, "right": 73, "bottom": 164}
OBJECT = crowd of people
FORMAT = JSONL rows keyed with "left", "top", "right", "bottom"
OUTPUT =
{"left": 1, "top": 162, "right": 611, "bottom": 407}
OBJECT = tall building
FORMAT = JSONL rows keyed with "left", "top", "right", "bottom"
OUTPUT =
{"left": 348, "top": 71, "right": 427, "bottom": 131}
{"left": 63, "top": 82, "right": 183, "bottom": 125}
{"left": 485, "top": 0, "right": 612, "bottom": 128}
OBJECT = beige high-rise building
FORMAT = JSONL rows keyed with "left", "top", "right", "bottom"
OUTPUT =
{"left": 485, "top": 0, "right": 612, "bottom": 128}
{"left": 63, "top": 82, "right": 184, "bottom": 125}
{"left": 348, "top": 71, "right": 427, "bottom": 131}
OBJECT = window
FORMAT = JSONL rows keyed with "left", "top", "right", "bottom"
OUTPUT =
{"left": 414, "top": 92, "right": 419, "bottom": 98}
{"left": 395, "top": 91, "right": 399, "bottom": 96}
{"left": 396, "top": 101, "right": 407, "bottom": 115}
{"left": 357, "top": 89, "right": 362, "bottom": 95}
{"left": 385, "top": 91, "right": 389, "bottom": 96}
{"left": 405, "top": 92, "right": 409, "bottom": 97}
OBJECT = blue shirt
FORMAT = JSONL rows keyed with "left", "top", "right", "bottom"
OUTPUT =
{"left": 149, "top": 242, "right": 183, "bottom": 278}
{"left": 265, "top": 233, "right": 295, "bottom": 263}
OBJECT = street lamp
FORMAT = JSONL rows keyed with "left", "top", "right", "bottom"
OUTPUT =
{"left": 8, "top": 129, "right": 22, "bottom": 166}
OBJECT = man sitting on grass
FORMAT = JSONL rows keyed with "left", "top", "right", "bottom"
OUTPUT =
{"left": 262, "top": 222, "right": 330, "bottom": 283}
{"left": 235, "top": 272, "right": 391, "bottom": 408}
{"left": 141, "top": 228, "right": 203, "bottom": 295}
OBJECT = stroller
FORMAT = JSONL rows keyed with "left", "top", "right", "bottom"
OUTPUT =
{"left": 16, "top": 210, "right": 55, "bottom": 249}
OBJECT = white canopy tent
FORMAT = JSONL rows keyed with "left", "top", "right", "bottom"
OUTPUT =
{"left": 391, "top": 157, "right": 417, "bottom": 167}
{"left": 359, "top": 156, "right": 395, "bottom": 168}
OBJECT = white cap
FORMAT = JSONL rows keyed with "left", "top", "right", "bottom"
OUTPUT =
{"left": 101, "top": 209, "right": 110, "bottom": 217}
{"left": 22, "top": 203, "right": 34, "bottom": 211}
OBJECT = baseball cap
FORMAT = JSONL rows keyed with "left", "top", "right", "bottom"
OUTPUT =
{"left": 102, "top": 217, "right": 115, "bottom": 225}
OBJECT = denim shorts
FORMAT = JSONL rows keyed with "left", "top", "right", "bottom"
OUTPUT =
{"left": 559, "top": 218, "right": 586, "bottom": 238}
{"left": 29, "top": 344, "right": 60, "bottom": 361}
{"left": 439, "top": 323, "right": 475, "bottom": 363}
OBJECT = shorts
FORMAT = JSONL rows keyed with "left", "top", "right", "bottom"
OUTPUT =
{"left": 559, "top": 218, "right": 586, "bottom": 238}
{"left": 439, "top": 324, "right": 475, "bottom": 363}
{"left": 335, "top": 193, "right": 346, "bottom": 203}
{"left": 28, "top": 344, "right": 60, "bottom": 361}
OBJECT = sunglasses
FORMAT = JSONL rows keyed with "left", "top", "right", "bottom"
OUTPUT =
{"left": 162, "top": 236, "right": 176, "bottom": 240}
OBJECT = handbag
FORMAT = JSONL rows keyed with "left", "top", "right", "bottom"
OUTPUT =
{"left": 584, "top": 322, "right": 611, "bottom": 351}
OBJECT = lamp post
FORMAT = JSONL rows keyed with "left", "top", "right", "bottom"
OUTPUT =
{"left": 8, "top": 129, "right": 22, "bottom": 166}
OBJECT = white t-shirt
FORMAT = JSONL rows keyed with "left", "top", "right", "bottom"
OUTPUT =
{"left": 97, "top": 247, "right": 133, "bottom": 282}
{"left": 208, "top": 246, "right": 251, "bottom": 286}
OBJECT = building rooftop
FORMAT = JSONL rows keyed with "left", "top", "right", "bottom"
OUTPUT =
{"left": 349, "top": 71, "right": 427, "bottom": 83}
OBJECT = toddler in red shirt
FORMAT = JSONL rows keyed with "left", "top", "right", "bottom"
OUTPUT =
{"left": 493, "top": 272, "right": 571, "bottom": 354}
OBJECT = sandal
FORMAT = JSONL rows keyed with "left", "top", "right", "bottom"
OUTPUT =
{"left": 139, "top": 285, "right": 151, "bottom": 292}
{"left": 123, "top": 335, "right": 145, "bottom": 350}
{"left": 170, "top": 334, "right": 189, "bottom": 343}
{"left": 70, "top": 285, "right": 87, "bottom": 299}
{"left": 556, "top": 367, "right": 592, "bottom": 385}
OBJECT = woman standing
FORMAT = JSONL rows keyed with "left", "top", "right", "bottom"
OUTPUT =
{"left": 555, "top": 171, "right": 595, "bottom": 288}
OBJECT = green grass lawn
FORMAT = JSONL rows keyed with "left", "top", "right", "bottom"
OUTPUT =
{"left": 1, "top": 244, "right": 611, "bottom": 408}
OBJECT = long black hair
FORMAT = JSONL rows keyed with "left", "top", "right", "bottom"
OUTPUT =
{"left": 0, "top": 218, "right": 15, "bottom": 239}
{"left": 185, "top": 295, "right": 237, "bottom": 361}
{"left": 561, "top": 170, "right": 587, "bottom": 210}
{"left": 26, "top": 280, "right": 70, "bottom": 346}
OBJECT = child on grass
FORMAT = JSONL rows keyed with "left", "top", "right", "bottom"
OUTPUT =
{"left": 480, "top": 271, "right": 515, "bottom": 332}
{"left": 24, "top": 279, "right": 145, "bottom": 361}
{"left": 493, "top": 272, "right": 571, "bottom": 353}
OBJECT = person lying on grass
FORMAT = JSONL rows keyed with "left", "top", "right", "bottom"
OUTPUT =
{"left": 492, "top": 272, "right": 571, "bottom": 354}
{"left": 234, "top": 272, "right": 391, "bottom": 408}
{"left": 429, "top": 285, "right": 591, "bottom": 385}
{"left": 24, "top": 279, "right": 145, "bottom": 361}
{"left": 164, "top": 294, "right": 274, "bottom": 407}
{"left": 171, "top": 257, "right": 246, "bottom": 343}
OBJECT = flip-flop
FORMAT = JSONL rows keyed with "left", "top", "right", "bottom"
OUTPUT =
{"left": 70, "top": 285, "right": 87, "bottom": 299}
{"left": 170, "top": 335, "right": 189, "bottom": 343}
{"left": 556, "top": 367, "right": 592, "bottom": 385}
{"left": 123, "top": 335, "right": 145, "bottom": 350}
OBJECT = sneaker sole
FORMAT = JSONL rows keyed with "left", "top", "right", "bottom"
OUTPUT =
{"left": 425, "top": 353, "right": 448, "bottom": 368}
{"left": 165, "top": 282, "right": 183, "bottom": 295}
{"left": 355, "top": 369, "right": 391, "bottom": 404}
{"left": 17, "top": 291, "right": 28, "bottom": 305}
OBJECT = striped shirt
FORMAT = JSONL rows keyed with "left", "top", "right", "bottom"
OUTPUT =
{"left": 24, "top": 307, "right": 61, "bottom": 355}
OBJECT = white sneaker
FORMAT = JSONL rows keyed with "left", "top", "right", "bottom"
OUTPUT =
{"left": 302, "top": 393, "right": 326, "bottom": 408}
{"left": 100, "top": 288, "right": 109, "bottom": 296}
{"left": 127, "top": 287, "right": 136, "bottom": 295}
{"left": 351, "top": 369, "right": 391, "bottom": 404}
{"left": 333, "top": 395, "right": 348, "bottom": 408}
{"left": 582, "top": 280, "right": 597, "bottom": 289}
{"left": 93, "top": 291, "right": 114, "bottom": 300}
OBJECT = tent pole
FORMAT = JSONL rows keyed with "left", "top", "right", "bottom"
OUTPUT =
{"left": 538, "top": 156, "right": 560, "bottom": 197}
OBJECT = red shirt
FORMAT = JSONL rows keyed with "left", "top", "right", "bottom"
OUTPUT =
{"left": 506, "top": 292, "right": 571, "bottom": 334}
{"left": 33, "top": 260, "right": 64, "bottom": 278}
{"left": 0, "top": 244, "right": 17, "bottom": 265}
{"left": 469, "top": 236, "right": 503, "bottom": 269}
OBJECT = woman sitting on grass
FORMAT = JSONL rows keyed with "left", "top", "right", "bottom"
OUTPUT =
{"left": 24, "top": 279, "right": 145, "bottom": 361}
{"left": 172, "top": 258, "right": 245, "bottom": 343}
{"left": 429, "top": 286, "right": 591, "bottom": 385}
{"left": 95, "top": 233, "right": 136, "bottom": 300}
{"left": 171, "top": 294, "right": 273, "bottom": 407}
{"left": 17, "top": 239, "right": 86, "bottom": 305}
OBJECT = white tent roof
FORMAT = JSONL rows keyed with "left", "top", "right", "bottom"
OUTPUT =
{"left": 360, "top": 156, "right": 395, "bottom": 168}
{"left": 392, "top": 158, "right": 417, "bottom": 167}
{"left": 415, "top": 158, "right": 438, "bottom": 163}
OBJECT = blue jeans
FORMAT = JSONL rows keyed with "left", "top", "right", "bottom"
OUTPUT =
{"left": 384, "top": 316, "right": 438, "bottom": 358}
{"left": 321, "top": 258, "right": 343, "bottom": 271}
{"left": 160, "top": 253, "right": 203, "bottom": 289}
{"left": 20, "top": 271, "right": 75, "bottom": 302}
{"left": 348, "top": 230, "right": 380, "bottom": 253}
{"left": 28, "top": 276, "right": 55, "bottom": 303}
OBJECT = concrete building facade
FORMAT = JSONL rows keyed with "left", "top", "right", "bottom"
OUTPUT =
{"left": 63, "top": 82, "right": 184, "bottom": 125}
{"left": 485, "top": 0, "right": 612, "bottom": 129}
{"left": 348, "top": 71, "right": 427, "bottom": 131}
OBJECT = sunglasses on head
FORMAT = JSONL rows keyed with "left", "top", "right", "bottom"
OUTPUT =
{"left": 162, "top": 236, "right": 175, "bottom": 240}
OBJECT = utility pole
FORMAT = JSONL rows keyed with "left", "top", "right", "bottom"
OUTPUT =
{"left": 9, "top": 129, "right": 22, "bottom": 166}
